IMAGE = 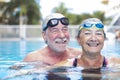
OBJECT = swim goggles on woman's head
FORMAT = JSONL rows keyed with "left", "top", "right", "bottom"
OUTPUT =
{"left": 43, "top": 17, "right": 69, "bottom": 31}
{"left": 79, "top": 23, "right": 104, "bottom": 30}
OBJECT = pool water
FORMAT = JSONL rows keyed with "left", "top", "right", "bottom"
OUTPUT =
{"left": 0, "top": 39, "right": 120, "bottom": 80}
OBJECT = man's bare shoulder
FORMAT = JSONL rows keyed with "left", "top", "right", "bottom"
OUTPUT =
{"left": 23, "top": 48, "right": 46, "bottom": 62}
{"left": 67, "top": 47, "right": 82, "bottom": 58}
{"left": 54, "top": 58, "right": 74, "bottom": 67}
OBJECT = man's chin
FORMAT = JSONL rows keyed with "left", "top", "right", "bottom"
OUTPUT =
{"left": 54, "top": 48, "right": 66, "bottom": 53}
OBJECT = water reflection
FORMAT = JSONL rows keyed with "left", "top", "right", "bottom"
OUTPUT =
{"left": 1, "top": 35, "right": 120, "bottom": 80}
{"left": 2, "top": 66, "right": 120, "bottom": 80}
{"left": 102, "top": 39, "right": 120, "bottom": 57}
{"left": 20, "top": 40, "right": 26, "bottom": 55}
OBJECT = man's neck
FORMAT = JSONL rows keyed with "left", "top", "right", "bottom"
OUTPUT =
{"left": 44, "top": 46, "right": 68, "bottom": 65}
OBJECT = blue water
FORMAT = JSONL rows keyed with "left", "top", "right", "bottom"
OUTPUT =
{"left": 0, "top": 40, "right": 120, "bottom": 62}
{"left": 0, "top": 41, "right": 46, "bottom": 61}
{"left": 0, "top": 40, "right": 80, "bottom": 62}
{"left": 0, "top": 40, "right": 120, "bottom": 80}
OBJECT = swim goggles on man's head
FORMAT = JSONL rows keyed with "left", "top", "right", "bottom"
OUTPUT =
{"left": 79, "top": 23, "right": 104, "bottom": 30}
{"left": 43, "top": 17, "right": 69, "bottom": 31}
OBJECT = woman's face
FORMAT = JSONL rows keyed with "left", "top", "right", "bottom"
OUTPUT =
{"left": 77, "top": 28, "right": 105, "bottom": 55}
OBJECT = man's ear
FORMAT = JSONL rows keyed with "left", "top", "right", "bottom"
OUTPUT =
{"left": 42, "top": 31, "right": 47, "bottom": 43}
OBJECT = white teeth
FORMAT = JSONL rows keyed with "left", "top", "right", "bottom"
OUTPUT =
{"left": 55, "top": 38, "right": 67, "bottom": 43}
{"left": 63, "top": 38, "right": 67, "bottom": 42}
{"left": 87, "top": 43, "right": 98, "bottom": 47}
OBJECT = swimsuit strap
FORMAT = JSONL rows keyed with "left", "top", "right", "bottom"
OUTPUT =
{"left": 73, "top": 58, "right": 77, "bottom": 67}
{"left": 73, "top": 56, "right": 107, "bottom": 67}
{"left": 102, "top": 56, "right": 107, "bottom": 67}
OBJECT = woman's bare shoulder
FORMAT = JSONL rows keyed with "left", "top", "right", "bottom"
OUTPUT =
{"left": 108, "top": 56, "right": 120, "bottom": 63}
{"left": 106, "top": 56, "right": 120, "bottom": 67}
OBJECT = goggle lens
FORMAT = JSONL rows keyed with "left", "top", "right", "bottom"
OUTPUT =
{"left": 48, "top": 19, "right": 58, "bottom": 27}
{"left": 95, "top": 23, "right": 104, "bottom": 28}
{"left": 61, "top": 18, "right": 69, "bottom": 25}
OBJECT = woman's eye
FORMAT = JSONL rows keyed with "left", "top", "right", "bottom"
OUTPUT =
{"left": 84, "top": 32, "right": 91, "bottom": 35}
{"left": 96, "top": 32, "right": 103, "bottom": 35}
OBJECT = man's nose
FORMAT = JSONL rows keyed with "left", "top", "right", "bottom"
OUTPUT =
{"left": 59, "top": 30, "right": 65, "bottom": 38}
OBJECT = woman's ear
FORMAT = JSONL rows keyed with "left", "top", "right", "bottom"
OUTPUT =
{"left": 76, "top": 36, "right": 81, "bottom": 45}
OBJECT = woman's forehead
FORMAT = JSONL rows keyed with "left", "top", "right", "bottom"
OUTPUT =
{"left": 81, "top": 28, "right": 104, "bottom": 32}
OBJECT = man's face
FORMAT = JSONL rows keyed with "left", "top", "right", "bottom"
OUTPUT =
{"left": 77, "top": 28, "right": 105, "bottom": 55}
{"left": 43, "top": 21, "right": 70, "bottom": 53}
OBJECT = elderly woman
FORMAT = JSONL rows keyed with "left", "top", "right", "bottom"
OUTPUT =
{"left": 56, "top": 18, "right": 120, "bottom": 69}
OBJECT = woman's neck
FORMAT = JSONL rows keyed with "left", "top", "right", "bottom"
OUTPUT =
{"left": 78, "top": 54, "right": 104, "bottom": 68}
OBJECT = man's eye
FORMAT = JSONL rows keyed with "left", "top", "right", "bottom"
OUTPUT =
{"left": 62, "top": 28, "right": 68, "bottom": 31}
{"left": 50, "top": 28, "right": 58, "bottom": 32}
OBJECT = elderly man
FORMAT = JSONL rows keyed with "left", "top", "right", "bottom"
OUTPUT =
{"left": 23, "top": 13, "right": 81, "bottom": 66}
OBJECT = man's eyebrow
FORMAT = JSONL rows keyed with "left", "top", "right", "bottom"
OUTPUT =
{"left": 63, "top": 25, "right": 68, "bottom": 27}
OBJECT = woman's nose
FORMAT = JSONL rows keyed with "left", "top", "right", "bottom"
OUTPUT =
{"left": 90, "top": 34, "right": 97, "bottom": 41}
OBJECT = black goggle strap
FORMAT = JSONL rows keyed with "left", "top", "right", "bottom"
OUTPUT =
{"left": 43, "top": 17, "right": 69, "bottom": 31}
